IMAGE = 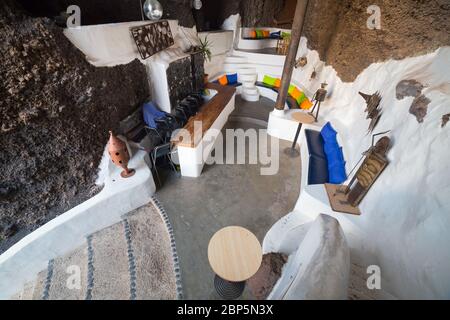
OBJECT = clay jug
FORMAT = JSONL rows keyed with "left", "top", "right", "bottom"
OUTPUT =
{"left": 108, "top": 131, "right": 135, "bottom": 178}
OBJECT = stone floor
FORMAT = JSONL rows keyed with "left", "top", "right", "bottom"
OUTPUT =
{"left": 156, "top": 96, "right": 301, "bottom": 299}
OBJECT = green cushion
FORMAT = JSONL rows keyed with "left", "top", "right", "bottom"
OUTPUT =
{"left": 263, "top": 75, "right": 276, "bottom": 86}
{"left": 296, "top": 92, "right": 307, "bottom": 105}
{"left": 288, "top": 84, "right": 296, "bottom": 95}
{"left": 255, "top": 30, "right": 264, "bottom": 38}
{"left": 282, "top": 32, "right": 291, "bottom": 39}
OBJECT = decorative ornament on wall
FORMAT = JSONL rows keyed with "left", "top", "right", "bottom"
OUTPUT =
{"left": 441, "top": 113, "right": 450, "bottom": 128}
{"left": 192, "top": 0, "right": 203, "bottom": 10}
{"left": 359, "top": 91, "right": 382, "bottom": 133}
{"left": 108, "top": 131, "right": 135, "bottom": 178}
{"left": 143, "top": 0, "right": 163, "bottom": 20}
{"left": 130, "top": 20, "right": 174, "bottom": 59}
{"left": 295, "top": 56, "right": 308, "bottom": 68}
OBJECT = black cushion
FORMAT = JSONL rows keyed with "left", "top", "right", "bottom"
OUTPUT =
{"left": 305, "top": 129, "right": 326, "bottom": 159}
{"left": 308, "top": 155, "right": 329, "bottom": 185}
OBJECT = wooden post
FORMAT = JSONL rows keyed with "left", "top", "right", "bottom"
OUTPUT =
{"left": 275, "top": 0, "right": 309, "bottom": 110}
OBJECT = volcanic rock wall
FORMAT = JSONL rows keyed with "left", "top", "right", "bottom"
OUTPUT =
{"left": 17, "top": 0, "right": 196, "bottom": 28}
{"left": 303, "top": 0, "right": 450, "bottom": 82}
{"left": 0, "top": 1, "right": 150, "bottom": 249}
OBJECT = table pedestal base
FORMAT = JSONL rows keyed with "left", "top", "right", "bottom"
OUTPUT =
{"left": 214, "top": 275, "right": 245, "bottom": 300}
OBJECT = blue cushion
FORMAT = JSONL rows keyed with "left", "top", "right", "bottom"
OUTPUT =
{"left": 324, "top": 140, "right": 344, "bottom": 165}
{"left": 305, "top": 129, "right": 326, "bottom": 159}
{"left": 327, "top": 147, "right": 345, "bottom": 168}
{"left": 270, "top": 31, "right": 281, "bottom": 38}
{"left": 308, "top": 155, "right": 329, "bottom": 185}
{"left": 320, "top": 122, "right": 337, "bottom": 142}
{"left": 328, "top": 162, "right": 347, "bottom": 184}
{"left": 226, "top": 73, "right": 238, "bottom": 84}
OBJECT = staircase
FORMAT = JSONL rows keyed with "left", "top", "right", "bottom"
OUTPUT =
{"left": 223, "top": 55, "right": 260, "bottom": 102}
{"left": 10, "top": 198, "right": 182, "bottom": 300}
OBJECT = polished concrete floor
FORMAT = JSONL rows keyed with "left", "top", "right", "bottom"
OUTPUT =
{"left": 156, "top": 96, "right": 301, "bottom": 299}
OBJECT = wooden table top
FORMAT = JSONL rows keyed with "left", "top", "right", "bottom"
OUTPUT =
{"left": 171, "top": 82, "right": 236, "bottom": 148}
{"left": 291, "top": 112, "right": 315, "bottom": 124}
{"left": 208, "top": 226, "right": 262, "bottom": 282}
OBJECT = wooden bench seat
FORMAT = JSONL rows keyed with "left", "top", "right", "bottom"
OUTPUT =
{"left": 171, "top": 82, "right": 236, "bottom": 148}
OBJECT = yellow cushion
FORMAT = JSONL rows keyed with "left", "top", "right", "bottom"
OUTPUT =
{"left": 262, "top": 30, "right": 270, "bottom": 38}
{"left": 300, "top": 99, "right": 313, "bottom": 110}
{"left": 218, "top": 75, "right": 228, "bottom": 86}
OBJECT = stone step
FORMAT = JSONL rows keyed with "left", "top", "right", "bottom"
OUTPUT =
{"left": 236, "top": 67, "right": 257, "bottom": 75}
{"left": 243, "top": 87, "right": 259, "bottom": 95}
{"left": 241, "top": 91, "right": 260, "bottom": 102}
{"left": 31, "top": 269, "right": 49, "bottom": 300}
{"left": 47, "top": 243, "right": 89, "bottom": 300}
{"left": 11, "top": 281, "right": 35, "bottom": 300}
{"left": 239, "top": 74, "right": 257, "bottom": 83}
{"left": 224, "top": 56, "right": 248, "bottom": 64}
{"left": 125, "top": 204, "right": 177, "bottom": 300}
{"left": 89, "top": 222, "right": 131, "bottom": 300}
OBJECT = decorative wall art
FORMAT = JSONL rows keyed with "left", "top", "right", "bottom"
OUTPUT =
{"left": 325, "top": 134, "right": 391, "bottom": 215}
{"left": 130, "top": 20, "right": 174, "bottom": 60}
{"left": 359, "top": 91, "right": 382, "bottom": 133}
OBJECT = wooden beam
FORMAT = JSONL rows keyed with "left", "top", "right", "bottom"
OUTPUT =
{"left": 275, "top": 0, "right": 309, "bottom": 110}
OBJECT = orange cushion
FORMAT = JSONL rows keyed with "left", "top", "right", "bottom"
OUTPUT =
{"left": 290, "top": 87, "right": 302, "bottom": 100}
{"left": 218, "top": 75, "right": 228, "bottom": 86}
{"left": 262, "top": 30, "right": 270, "bottom": 38}
{"left": 250, "top": 30, "right": 257, "bottom": 38}
{"left": 301, "top": 99, "right": 314, "bottom": 110}
{"left": 274, "top": 78, "right": 281, "bottom": 88}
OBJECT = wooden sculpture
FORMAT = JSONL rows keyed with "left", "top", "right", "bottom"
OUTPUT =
{"left": 108, "top": 131, "right": 135, "bottom": 178}
{"left": 295, "top": 56, "right": 308, "bottom": 68}
{"left": 359, "top": 91, "right": 382, "bottom": 133}
{"left": 346, "top": 136, "right": 390, "bottom": 206}
{"left": 325, "top": 135, "right": 391, "bottom": 215}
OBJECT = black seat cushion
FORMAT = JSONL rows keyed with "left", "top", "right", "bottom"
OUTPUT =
{"left": 305, "top": 129, "right": 326, "bottom": 159}
{"left": 308, "top": 155, "right": 329, "bottom": 185}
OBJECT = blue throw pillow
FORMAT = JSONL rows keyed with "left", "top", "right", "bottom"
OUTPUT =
{"left": 328, "top": 162, "right": 347, "bottom": 184}
{"left": 270, "top": 31, "right": 281, "bottom": 38}
{"left": 226, "top": 73, "right": 238, "bottom": 84}
{"left": 320, "top": 122, "right": 337, "bottom": 143}
{"left": 326, "top": 146, "right": 344, "bottom": 168}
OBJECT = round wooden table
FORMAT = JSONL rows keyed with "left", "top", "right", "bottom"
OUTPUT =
{"left": 285, "top": 112, "right": 316, "bottom": 158}
{"left": 208, "top": 226, "right": 262, "bottom": 299}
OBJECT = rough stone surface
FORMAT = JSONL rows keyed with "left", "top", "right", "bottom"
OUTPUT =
{"left": 90, "top": 222, "right": 130, "bottom": 300}
{"left": 396, "top": 79, "right": 425, "bottom": 100}
{"left": 409, "top": 94, "right": 431, "bottom": 123}
{"left": 127, "top": 204, "right": 177, "bottom": 300}
{"left": 0, "top": 2, "right": 149, "bottom": 249}
{"left": 240, "top": 0, "right": 285, "bottom": 28}
{"left": 48, "top": 244, "right": 88, "bottom": 300}
{"left": 304, "top": 0, "right": 450, "bottom": 82}
{"left": 31, "top": 270, "right": 47, "bottom": 300}
{"left": 247, "top": 253, "right": 288, "bottom": 300}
